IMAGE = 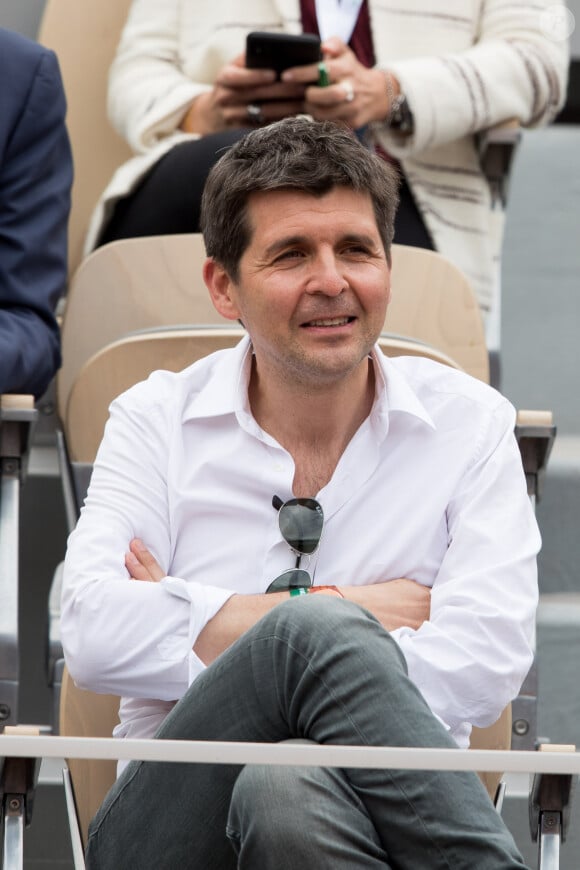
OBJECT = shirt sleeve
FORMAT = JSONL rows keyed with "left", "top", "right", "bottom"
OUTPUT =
{"left": 376, "top": 0, "right": 569, "bottom": 157}
{"left": 391, "top": 397, "right": 540, "bottom": 731}
{"left": 60, "top": 381, "right": 235, "bottom": 700}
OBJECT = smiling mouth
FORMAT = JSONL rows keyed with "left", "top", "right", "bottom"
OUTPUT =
{"left": 302, "top": 316, "right": 356, "bottom": 328}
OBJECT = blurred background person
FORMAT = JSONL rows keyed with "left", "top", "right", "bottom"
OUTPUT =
{"left": 89, "top": 0, "right": 568, "bottom": 316}
{"left": 0, "top": 27, "right": 72, "bottom": 397}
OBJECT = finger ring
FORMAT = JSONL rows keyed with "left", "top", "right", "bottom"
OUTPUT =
{"left": 341, "top": 80, "right": 355, "bottom": 103}
{"left": 318, "top": 61, "right": 330, "bottom": 87}
{"left": 246, "top": 103, "right": 264, "bottom": 124}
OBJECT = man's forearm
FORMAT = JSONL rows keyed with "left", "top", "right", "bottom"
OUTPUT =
{"left": 341, "top": 579, "right": 431, "bottom": 633}
{"left": 193, "top": 579, "right": 431, "bottom": 665}
{"left": 193, "top": 591, "right": 289, "bottom": 664}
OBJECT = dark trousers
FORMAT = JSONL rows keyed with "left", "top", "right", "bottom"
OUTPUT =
{"left": 86, "top": 598, "right": 527, "bottom": 869}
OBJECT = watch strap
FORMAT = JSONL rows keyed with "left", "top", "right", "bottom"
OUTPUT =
{"left": 388, "top": 93, "right": 414, "bottom": 134}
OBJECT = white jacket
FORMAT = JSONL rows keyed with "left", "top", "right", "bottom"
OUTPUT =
{"left": 87, "top": 0, "right": 569, "bottom": 310}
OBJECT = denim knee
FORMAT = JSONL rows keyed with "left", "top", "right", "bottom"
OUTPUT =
{"left": 227, "top": 760, "right": 389, "bottom": 869}
{"left": 227, "top": 763, "right": 300, "bottom": 851}
{"left": 227, "top": 762, "right": 339, "bottom": 852}
{"left": 256, "top": 594, "right": 407, "bottom": 675}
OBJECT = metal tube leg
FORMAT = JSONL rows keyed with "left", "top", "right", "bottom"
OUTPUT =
{"left": 2, "top": 794, "right": 25, "bottom": 870}
{"left": 538, "top": 811, "right": 561, "bottom": 870}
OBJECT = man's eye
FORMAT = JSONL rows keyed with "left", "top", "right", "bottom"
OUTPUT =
{"left": 275, "top": 250, "right": 303, "bottom": 262}
{"left": 344, "top": 245, "right": 370, "bottom": 255}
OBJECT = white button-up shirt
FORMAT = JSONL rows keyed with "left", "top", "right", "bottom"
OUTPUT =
{"left": 61, "top": 337, "right": 539, "bottom": 751}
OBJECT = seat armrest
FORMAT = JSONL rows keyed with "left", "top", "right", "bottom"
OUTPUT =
{"left": 529, "top": 744, "right": 577, "bottom": 845}
{"left": 1, "top": 395, "right": 37, "bottom": 482}
{"left": 0, "top": 725, "right": 41, "bottom": 825}
{"left": 515, "top": 410, "right": 556, "bottom": 503}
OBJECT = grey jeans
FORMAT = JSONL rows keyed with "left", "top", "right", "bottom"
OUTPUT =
{"left": 86, "top": 596, "right": 529, "bottom": 869}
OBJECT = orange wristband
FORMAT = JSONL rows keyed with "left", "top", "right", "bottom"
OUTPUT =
{"left": 308, "top": 585, "right": 344, "bottom": 598}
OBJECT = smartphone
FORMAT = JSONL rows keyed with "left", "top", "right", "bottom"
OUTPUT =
{"left": 246, "top": 32, "right": 321, "bottom": 79}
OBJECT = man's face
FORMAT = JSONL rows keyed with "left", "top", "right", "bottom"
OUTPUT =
{"left": 206, "top": 186, "right": 391, "bottom": 390}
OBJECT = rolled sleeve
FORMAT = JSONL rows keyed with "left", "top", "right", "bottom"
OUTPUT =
{"left": 161, "top": 575, "right": 234, "bottom": 684}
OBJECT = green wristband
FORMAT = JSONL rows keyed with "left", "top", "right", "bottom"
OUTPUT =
{"left": 289, "top": 587, "right": 309, "bottom": 597}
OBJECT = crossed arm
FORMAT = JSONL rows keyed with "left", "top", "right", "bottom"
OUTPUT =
{"left": 126, "top": 538, "right": 431, "bottom": 666}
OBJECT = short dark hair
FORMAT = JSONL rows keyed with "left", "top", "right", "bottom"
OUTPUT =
{"left": 200, "top": 118, "right": 399, "bottom": 281}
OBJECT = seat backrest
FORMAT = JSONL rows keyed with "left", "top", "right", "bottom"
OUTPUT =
{"left": 38, "top": 0, "right": 133, "bottom": 274}
{"left": 387, "top": 244, "right": 488, "bottom": 383}
{"left": 66, "top": 326, "right": 245, "bottom": 462}
{"left": 57, "top": 236, "right": 488, "bottom": 425}
{"left": 59, "top": 666, "right": 119, "bottom": 847}
{"left": 57, "top": 234, "right": 219, "bottom": 423}
{"left": 470, "top": 705, "right": 513, "bottom": 801}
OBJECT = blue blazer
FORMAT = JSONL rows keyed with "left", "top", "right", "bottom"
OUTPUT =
{"left": 0, "top": 28, "right": 72, "bottom": 397}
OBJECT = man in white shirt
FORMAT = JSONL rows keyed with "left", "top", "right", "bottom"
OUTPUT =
{"left": 62, "top": 117, "right": 538, "bottom": 869}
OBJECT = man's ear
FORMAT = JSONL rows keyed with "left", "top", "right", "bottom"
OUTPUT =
{"left": 203, "top": 258, "right": 242, "bottom": 322}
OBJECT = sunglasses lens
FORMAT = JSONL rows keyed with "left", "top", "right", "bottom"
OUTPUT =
{"left": 279, "top": 499, "right": 324, "bottom": 555}
{"left": 266, "top": 568, "right": 312, "bottom": 593}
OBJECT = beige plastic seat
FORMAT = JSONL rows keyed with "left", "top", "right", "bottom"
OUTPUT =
{"left": 66, "top": 327, "right": 245, "bottom": 462}
{"left": 59, "top": 667, "right": 119, "bottom": 850}
{"left": 38, "top": 0, "right": 133, "bottom": 275}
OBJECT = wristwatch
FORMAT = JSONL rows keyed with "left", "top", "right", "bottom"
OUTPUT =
{"left": 388, "top": 93, "right": 414, "bottom": 135}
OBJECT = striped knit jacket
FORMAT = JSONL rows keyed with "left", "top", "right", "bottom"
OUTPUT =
{"left": 86, "top": 0, "right": 569, "bottom": 312}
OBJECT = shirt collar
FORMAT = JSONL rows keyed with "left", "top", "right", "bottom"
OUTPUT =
{"left": 370, "top": 346, "right": 436, "bottom": 437}
{"left": 181, "top": 335, "right": 253, "bottom": 423}
{"left": 182, "top": 335, "right": 435, "bottom": 432}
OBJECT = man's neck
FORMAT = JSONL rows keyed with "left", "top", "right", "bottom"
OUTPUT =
{"left": 249, "top": 358, "right": 376, "bottom": 495}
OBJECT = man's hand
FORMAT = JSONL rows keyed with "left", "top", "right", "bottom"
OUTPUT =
{"left": 125, "top": 538, "right": 165, "bottom": 582}
{"left": 341, "top": 579, "right": 431, "bottom": 632}
{"left": 180, "top": 54, "right": 308, "bottom": 135}
{"left": 282, "top": 38, "right": 394, "bottom": 131}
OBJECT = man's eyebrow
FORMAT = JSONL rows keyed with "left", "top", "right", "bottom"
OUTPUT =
{"left": 340, "top": 233, "right": 381, "bottom": 249}
{"left": 263, "top": 232, "right": 381, "bottom": 259}
{"left": 262, "top": 235, "right": 308, "bottom": 259}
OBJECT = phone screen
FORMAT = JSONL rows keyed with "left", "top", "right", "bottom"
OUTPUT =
{"left": 246, "top": 32, "right": 321, "bottom": 78}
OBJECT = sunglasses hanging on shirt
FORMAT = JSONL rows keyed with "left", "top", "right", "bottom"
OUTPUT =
{"left": 266, "top": 495, "right": 324, "bottom": 592}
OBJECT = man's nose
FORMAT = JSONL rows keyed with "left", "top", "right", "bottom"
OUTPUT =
{"left": 305, "top": 253, "right": 347, "bottom": 296}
